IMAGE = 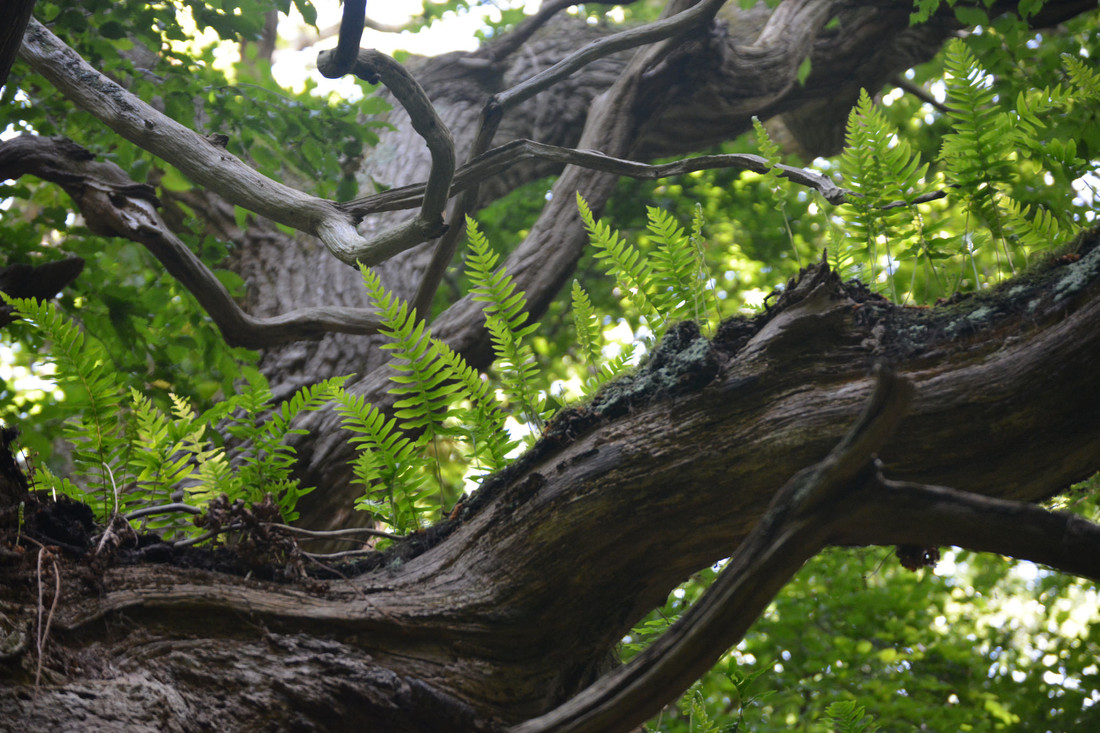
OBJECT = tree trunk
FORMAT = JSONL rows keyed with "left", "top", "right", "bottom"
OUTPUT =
{"left": 245, "top": 0, "right": 1096, "bottom": 530}
{"left": 3, "top": 231, "right": 1099, "bottom": 730}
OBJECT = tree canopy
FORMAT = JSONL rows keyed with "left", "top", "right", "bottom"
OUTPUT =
{"left": 1, "top": 1, "right": 1099, "bottom": 730}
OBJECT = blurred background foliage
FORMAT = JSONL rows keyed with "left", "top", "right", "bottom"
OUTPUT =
{"left": 1, "top": 1, "right": 1098, "bottom": 730}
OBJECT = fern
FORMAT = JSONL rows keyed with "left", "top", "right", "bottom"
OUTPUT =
{"left": 577, "top": 193, "right": 667, "bottom": 337}
{"left": 128, "top": 390, "right": 221, "bottom": 531}
{"left": 646, "top": 205, "right": 711, "bottom": 327}
{"left": 465, "top": 218, "right": 549, "bottom": 435}
{"left": 4, "top": 295, "right": 128, "bottom": 515}
{"left": 752, "top": 116, "right": 802, "bottom": 265}
{"left": 939, "top": 39, "right": 1086, "bottom": 271}
{"left": 432, "top": 342, "right": 517, "bottom": 474}
{"left": 839, "top": 88, "right": 931, "bottom": 300}
{"left": 571, "top": 279, "right": 604, "bottom": 373}
{"left": 1001, "top": 197, "right": 1071, "bottom": 251}
{"left": 570, "top": 280, "right": 639, "bottom": 396}
{"left": 1063, "top": 54, "right": 1100, "bottom": 103}
{"left": 823, "top": 700, "right": 880, "bottom": 733}
{"left": 360, "top": 266, "right": 462, "bottom": 438}
{"left": 328, "top": 388, "right": 433, "bottom": 533}
{"left": 939, "top": 38, "right": 1019, "bottom": 272}
{"left": 223, "top": 371, "right": 348, "bottom": 522}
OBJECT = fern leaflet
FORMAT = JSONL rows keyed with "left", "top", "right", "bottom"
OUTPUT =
{"left": 577, "top": 193, "right": 667, "bottom": 337}
{"left": 328, "top": 388, "right": 432, "bottom": 533}
{"left": 5, "top": 295, "right": 128, "bottom": 515}
{"left": 465, "top": 217, "right": 548, "bottom": 434}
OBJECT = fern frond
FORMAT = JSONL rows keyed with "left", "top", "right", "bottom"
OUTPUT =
{"left": 1063, "top": 53, "right": 1100, "bottom": 102}
{"left": 824, "top": 701, "right": 880, "bottom": 733}
{"left": 1001, "top": 196, "right": 1074, "bottom": 251}
{"left": 689, "top": 203, "right": 720, "bottom": 329}
{"left": 570, "top": 281, "right": 637, "bottom": 396}
{"left": 359, "top": 265, "right": 461, "bottom": 439}
{"left": 5, "top": 295, "right": 128, "bottom": 514}
{"left": 464, "top": 218, "right": 548, "bottom": 434}
{"left": 838, "top": 89, "right": 930, "bottom": 298}
{"left": 939, "top": 38, "right": 1016, "bottom": 265}
{"left": 577, "top": 193, "right": 667, "bottom": 336}
{"left": 571, "top": 279, "right": 604, "bottom": 372}
{"left": 130, "top": 392, "right": 203, "bottom": 495}
{"left": 594, "top": 342, "right": 637, "bottom": 390}
{"left": 225, "top": 372, "right": 347, "bottom": 521}
{"left": 432, "top": 341, "right": 517, "bottom": 474}
{"left": 752, "top": 116, "right": 786, "bottom": 202}
{"left": 328, "top": 388, "right": 432, "bottom": 532}
{"left": 646, "top": 206, "right": 709, "bottom": 327}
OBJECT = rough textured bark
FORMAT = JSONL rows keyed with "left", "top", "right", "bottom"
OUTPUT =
{"left": 259, "top": 0, "right": 1095, "bottom": 530}
{"left": 4, "top": 2, "right": 1100, "bottom": 730}
{"left": 3, "top": 229, "right": 1099, "bottom": 730}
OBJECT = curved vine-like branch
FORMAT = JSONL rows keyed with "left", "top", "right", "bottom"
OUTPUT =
{"left": 344, "top": 138, "right": 850, "bottom": 217}
{"left": 511, "top": 366, "right": 916, "bottom": 733}
{"left": 491, "top": 0, "right": 728, "bottom": 115}
{"left": 16, "top": 18, "right": 445, "bottom": 268}
{"left": 0, "top": 135, "right": 382, "bottom": 347}
{"left": 317, "top": 46, "right": 456, "bottom": 261}
{"left": 512, "top": 361, "right": 1100, "bottom": 733}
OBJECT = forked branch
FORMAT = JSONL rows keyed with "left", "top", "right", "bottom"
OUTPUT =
{"left": 0, "top": 135, "right": 382, "bottom": 347}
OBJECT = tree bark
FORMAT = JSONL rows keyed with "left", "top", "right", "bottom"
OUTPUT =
{"left": 3, "top": 229, "right": 1099, "bottom": 730}
{"left": 258, "top": 0, "right": 1095, "bottom": 529}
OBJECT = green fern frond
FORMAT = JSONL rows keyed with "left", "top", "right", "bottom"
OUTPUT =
{"left": 465, "top": 218, "right": 548, "bottom": 434}
{"left": 225, "top": 372, "right": 347, "bottom": 521}
{"left": 328, "top": 388, "right": 432, "bottom": 532}
{"left": 827, "top": 218, "right": 863, "bottom": 283}
{"left": 647, "top": 206, "right": 709, "bottom": 326}
{"left": 751, "top": 116, "right": 803, "bottom": 265}
{"left": 571, "top": 279, "right": 604, "bottom": 372}
{"left": 359, "top": 265, "right": 462, "bottom": 438}
{"left": 570, "top": 280, "right": 638, "bottom": 395}
{"left": 752, "top": 116, "right": 786, "bottom": 200}
{"left": 577, "top": 193, "right": 667, "bottom": 336}
{"left": 939, "top": 39, "right": 1015, "bottom": 260}
{"left": 595, "top": 343, "right": 637, "bottom": 390}
{"left": 1063, "top": 54, "right": 1100, "bottom": 102}
{"left": 4, "top": 295, "right": 128, "bottom": 514}
{"left": 823, "top": 701, "right": 880, "bottom": 733}
{"left": 130, "top": 391, "right": 206, "bottom": 493}
{"left": 838, "top": 89, "right": 930, "bottom": 298}
{"left": 689, "top": 203, "right": 720, "bottom": 328}
{"left": 432, "top": 341, "right": 517, "bottom": 473}
{"left": 1002, "top": 197, "right": 1074, "bottom": 251}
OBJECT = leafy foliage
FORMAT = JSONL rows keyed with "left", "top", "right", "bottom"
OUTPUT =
{"left": 838, "top": 89, "right": 931, "bottom": 299}
{"left": 2, "top": 295, "right": 127, "bottom": 515}
{"left": 4, "top": 295, "right": 343, "bottom": 528}
{"left": 465, "top": 218, "right": 550, "bottom": 434}
{"left": 824, "top": 701, "right": 880, "bottom": 733}
{"left": 2, "top": 3, "right": 1099, "bottom": 730}
{"left": 938, "top": 39, "right": 1082, "bottom": 274}
{"left": 578, "top": 193, "right": 668, "bottom": 337}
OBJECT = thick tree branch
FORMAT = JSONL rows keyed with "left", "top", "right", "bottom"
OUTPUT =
{"left": 0, "top": 135, "right": 382, "bottom": 347}
{"left": 4, "top": 240, "right": 1100, "bottom": 729}
{"left": 17, "top": 18, "right": 446, "bottom": 267}
{"left": 513, "top": 366, "right": 914, "bottom": 733}
{"left": 843, "top": 480, "right": 1100, "bottom": 581}
{"left": 491, "top": 0, "right": 728, "bottom": 116}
